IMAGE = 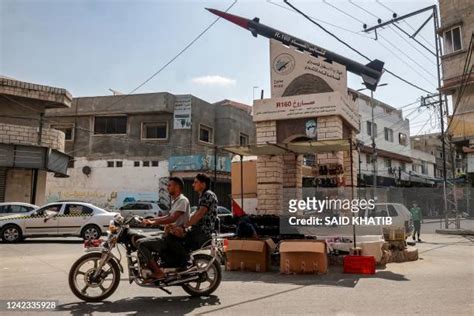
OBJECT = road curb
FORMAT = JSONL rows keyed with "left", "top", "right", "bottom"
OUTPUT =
{"left": 435, "top": 229, "right": 474, "bottom": 236}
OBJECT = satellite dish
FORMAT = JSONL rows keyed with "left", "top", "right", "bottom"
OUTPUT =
{"left": 82, "top": 166, "right": 92, "bottom": 176}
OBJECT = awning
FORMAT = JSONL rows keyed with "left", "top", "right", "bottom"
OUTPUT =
{"left": 221, "top": 139, "right": 351, "bottom": 156}
{"left": 0, "top": 144, "right": 70, "bottom": 176}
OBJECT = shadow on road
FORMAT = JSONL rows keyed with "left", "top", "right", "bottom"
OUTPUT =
{"left": 56, "top": 295, "right": 221, "bottom": 315}
{"left": 222, "top": 266, "right": 409, "bottom": 288}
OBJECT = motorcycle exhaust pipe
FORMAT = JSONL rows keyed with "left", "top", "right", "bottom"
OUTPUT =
{"left": 166, "top": 275, "right": 200, "bottom": 286}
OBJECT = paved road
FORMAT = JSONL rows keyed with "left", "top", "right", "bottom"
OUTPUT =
{"left": 0, "top": 224, "right": 473, "bottom": 315}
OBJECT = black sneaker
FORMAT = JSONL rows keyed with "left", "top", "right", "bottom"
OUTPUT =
{"left": 412, "top": 236, "right": 416, "bottom": 241}
{"left": 418, "top": 239, "right": 422, "bottom": 243}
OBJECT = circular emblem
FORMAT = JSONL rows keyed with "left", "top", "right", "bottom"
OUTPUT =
{"left": 273, "top": 53, "right": 295, "bottom": 75}
{"left": 305, "top": 119, "right": 317, "bottom": 139}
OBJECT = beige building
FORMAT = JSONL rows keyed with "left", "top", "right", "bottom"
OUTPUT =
{"left": 438, "top": 0, "right": 474, "bottom": 182}
{"left": 0, "top": 78, "right": 72, "bottom": 205}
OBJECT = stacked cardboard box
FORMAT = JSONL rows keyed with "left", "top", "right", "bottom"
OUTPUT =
{"left": 279, "top": 240, "right": 328, "bottom": 274}
{"left": 225, "top": 238, "right": 276, "bottom": 272}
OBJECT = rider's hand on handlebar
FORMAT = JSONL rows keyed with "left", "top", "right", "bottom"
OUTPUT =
{"left": 142, "top": 219, "right": 153, "bottom": 227}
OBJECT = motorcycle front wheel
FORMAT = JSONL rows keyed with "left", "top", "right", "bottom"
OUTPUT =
{"left": 181, "top": 254, "right": 222, "bottom": 297}
{"left": 68, "top": 252, "right": 121, "bottom": 302}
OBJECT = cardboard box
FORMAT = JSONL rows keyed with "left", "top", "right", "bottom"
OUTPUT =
{"left": 226, "top": 238, "right": 276, "bottom": 272}
{"left": 279, "top": 240, "right": 328, "bottom": 274}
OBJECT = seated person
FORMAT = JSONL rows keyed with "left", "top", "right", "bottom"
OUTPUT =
{"left": 167, "top": 173, "right": 218, "bottom": 251}
{"left": 137, "top": 177, "right": 190, "bottom": 280}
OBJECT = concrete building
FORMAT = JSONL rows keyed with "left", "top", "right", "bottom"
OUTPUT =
{"left": 438, "top": 0, "right": 474, "bottom": 184}
{"left": 411, "top": 133, "right": 455, "bottom": 178}
{"left": 353, "top": 91, "right": 438, "bottom": 186}
{"left": 45, "top": 92, "right": 254, "bottom": 209}
{"left": 0, "top": 78, "right": 72, "bottom": 205}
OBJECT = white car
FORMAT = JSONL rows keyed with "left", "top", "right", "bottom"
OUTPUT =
{"left": 119, "top": 201, "right": 166, "bottom": 219}
{"left": 360, "top": 203, "right": 414, "bottom": 235}
{"left": 0, "top": 201, "right": 118, "bottom": 243}
{"left": 0, "top": 202, "right": 38, "bottom": 217}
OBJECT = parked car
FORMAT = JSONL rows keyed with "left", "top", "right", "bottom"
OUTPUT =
{"left": 118, "top": 201, "right": 166, "bottom": 219}
{"left": 0, "top": 201, "right": 118, "bottom": 243}
{"left": 190, "top": 206, "right": 236, "bottom": 234}
{"left": 360, "top": 203, "right": 414, "bottom": 235}
{"left": 0, "top": 202, "right": 38, "bottom": 217}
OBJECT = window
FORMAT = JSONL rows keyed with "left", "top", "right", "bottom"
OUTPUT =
{"left": 134, "top": 161, "right": 140, "bottom": 167}
{"left": 116, "top": 161, "right": 123, "bottom": 168}
{"left": 107, "top": 161, "right": 114, "bottom": 168}
{"left": 199, "top": 124, "right": 214, "bottom": 144}
{"left": 384, "top": 127, "right": 394, "bottom": 142}
{"left": 387, "top": 205, "right": 398, "bottom": 217}
{"left": 399, "top": 133, "right": 407, "bottom": 146}
{"left": 64, "top": 204, "right": 94, "bottom": 216}
{"left": 143, "top": 161, "right": 150, "bottom": 167}
{"left": 151, "top": 161, "right": 159, "bottom": 167}
{"left": 34, "top": 204, "right": 62, "bottom": 216}
{"left": 142, "top": 122, "right": 168, "bottom": 140}
{"left": 443, "top": 26, "right": 463, "bottom": 54}
{"left": 421, "top": 162, "right": 427, "bottom": 175}
{"left": 240, "top": 133, "right": 249, "bottom": 146}
{"left": 367, "top": 121, "right": 377, "bottom": 137}
{"left": 401, "top": 162, "right": 406, "bottom": 172}
{"left": 94, "top": 116, "right": 127, "bottom": 134}
{"left": 51, "top": 125, "right": 74, "bottom": 141}
{"left": 384, "top": 158, "right": 392, "bottom": 168}
{"left": 0, "top": 205, "right": 32, "bottom": 214}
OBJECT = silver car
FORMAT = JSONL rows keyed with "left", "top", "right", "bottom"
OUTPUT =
{"left": 118, "top": 201, "right": 166, "bottom": 219}
{"left": 0, "top": 202, "right": 38, "bottom": 218}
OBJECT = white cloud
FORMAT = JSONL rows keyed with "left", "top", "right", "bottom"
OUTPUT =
{"left": 191, "top": 75, "right": 236, "bottom": 87}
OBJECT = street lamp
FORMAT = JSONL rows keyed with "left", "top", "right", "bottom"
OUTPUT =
{"left": 357, "top": 83, "right": 388, "bottom": 200}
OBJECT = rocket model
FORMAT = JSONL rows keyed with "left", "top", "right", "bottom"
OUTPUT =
{"left": 207, "top": 8, "right": 384, "bottom": 91}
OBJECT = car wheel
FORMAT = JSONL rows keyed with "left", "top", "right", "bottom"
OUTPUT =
{"left": 1, "top": 225, "right": 23, "bottom": 243}
{"left": 81, "top": 225, "right": 101, "bottom": 240}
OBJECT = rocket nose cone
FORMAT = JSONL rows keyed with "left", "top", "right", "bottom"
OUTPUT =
{"left": 205, "top": 7, "right": 250, "bottom": 30}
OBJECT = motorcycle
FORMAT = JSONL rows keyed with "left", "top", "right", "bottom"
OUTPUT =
{"left": 68, "top": 214, "right": 223, "bottom": 302}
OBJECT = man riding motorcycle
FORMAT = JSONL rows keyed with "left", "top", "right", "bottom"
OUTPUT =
{"left": 166, "top": 173, "right": 218, "bottom": 254}
{"left": 137, "top": 176, "right": 190, "bottom": 281}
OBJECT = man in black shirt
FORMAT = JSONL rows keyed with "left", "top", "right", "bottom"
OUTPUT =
{"left": 168, "top": 173, "right": 218, "bottom": 251}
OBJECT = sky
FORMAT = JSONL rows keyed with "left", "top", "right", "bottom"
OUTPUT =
{"left": 1, "top": 0, "right": 443, "bottom": 135}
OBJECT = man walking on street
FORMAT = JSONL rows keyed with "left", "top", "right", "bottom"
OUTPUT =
{"left": 410, "top": 202, "right": 423, "bottom": 242}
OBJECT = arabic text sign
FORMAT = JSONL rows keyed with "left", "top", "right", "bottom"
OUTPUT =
{"left": 270, "top": 39, "right": 347, "bottom": 98}
{"left": 253, "top": 92, "right": 359, "bottom": 130}
{"left": 174, "top": 95, "right": 192, "bottom": 129}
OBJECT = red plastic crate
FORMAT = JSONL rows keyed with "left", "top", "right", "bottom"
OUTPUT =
{"left": 343, "top": 255, "right": 376, "bottom": 274}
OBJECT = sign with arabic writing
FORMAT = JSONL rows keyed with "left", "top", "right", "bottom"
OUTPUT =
{"left": 174, "top": 95, "right": 192, "bottom": 129}
{"left": 270, "top": 39, "right": 347, "bottom": 98}
{"left": 253, "top": 92, "right": 359, "bottom": 131}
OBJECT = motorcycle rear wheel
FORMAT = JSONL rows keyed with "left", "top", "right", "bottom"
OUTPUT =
{"left": 68, "top": 252, "right": 121, "bottom": 302}
{"left": 181, "top": 254, "right": 221, "bottom": 297}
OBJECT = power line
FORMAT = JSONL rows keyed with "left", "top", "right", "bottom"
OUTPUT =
{"left": 347, "top": 0, "right": 436, "bottom": 66}
{"left": 266, "top": 0, "right": 372, "bottom": 39}
{"left": 293, "top": 0, "right": 433, "bottom": 94}
{"left": 96, "top": 0, "right": 237, "bottom": 110}
{"left": 375, "top": 0, "right": 436, "bottom": 50}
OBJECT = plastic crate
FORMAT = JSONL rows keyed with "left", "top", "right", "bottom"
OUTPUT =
{"left": 343, "top": 255, "right": 376, "bottom": 274}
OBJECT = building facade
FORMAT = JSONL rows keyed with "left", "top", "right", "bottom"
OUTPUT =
{"left": 0, "top": 78, "right": 72, "bottom": 205}
{"left": 438, "top": 0, "right": 474, "bottom": 184}
{"left": 411, "top": 133, "right": 456, "bottom": 178}
{"left": 45, "top": 92, "right": 254, "bottom": 209}
{"left": 354, "top": 91, "right": 437, "bottom": 186}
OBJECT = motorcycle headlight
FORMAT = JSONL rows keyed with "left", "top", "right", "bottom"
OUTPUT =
{"left": 108, "top": 220, "right": 119, "bottom": 234}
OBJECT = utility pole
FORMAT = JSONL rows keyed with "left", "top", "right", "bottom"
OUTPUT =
{"left": 370, "top": 90, "right": 377, "bottom": 200}
{"left": 363, "top": 5, "right": 456, "bottom": 227}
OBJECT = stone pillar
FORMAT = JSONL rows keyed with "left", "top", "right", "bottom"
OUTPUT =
{"left": 316, "top": 116, "right": 344, "bottom": 166}
{"left": 343, "top": 131, "right": 359, "bottom": 187}
{"left": 282, "top": 154, "right": 303, "bottom": 213}
{"left": 256, "top": 121, "right": 283, "bottom": 215}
